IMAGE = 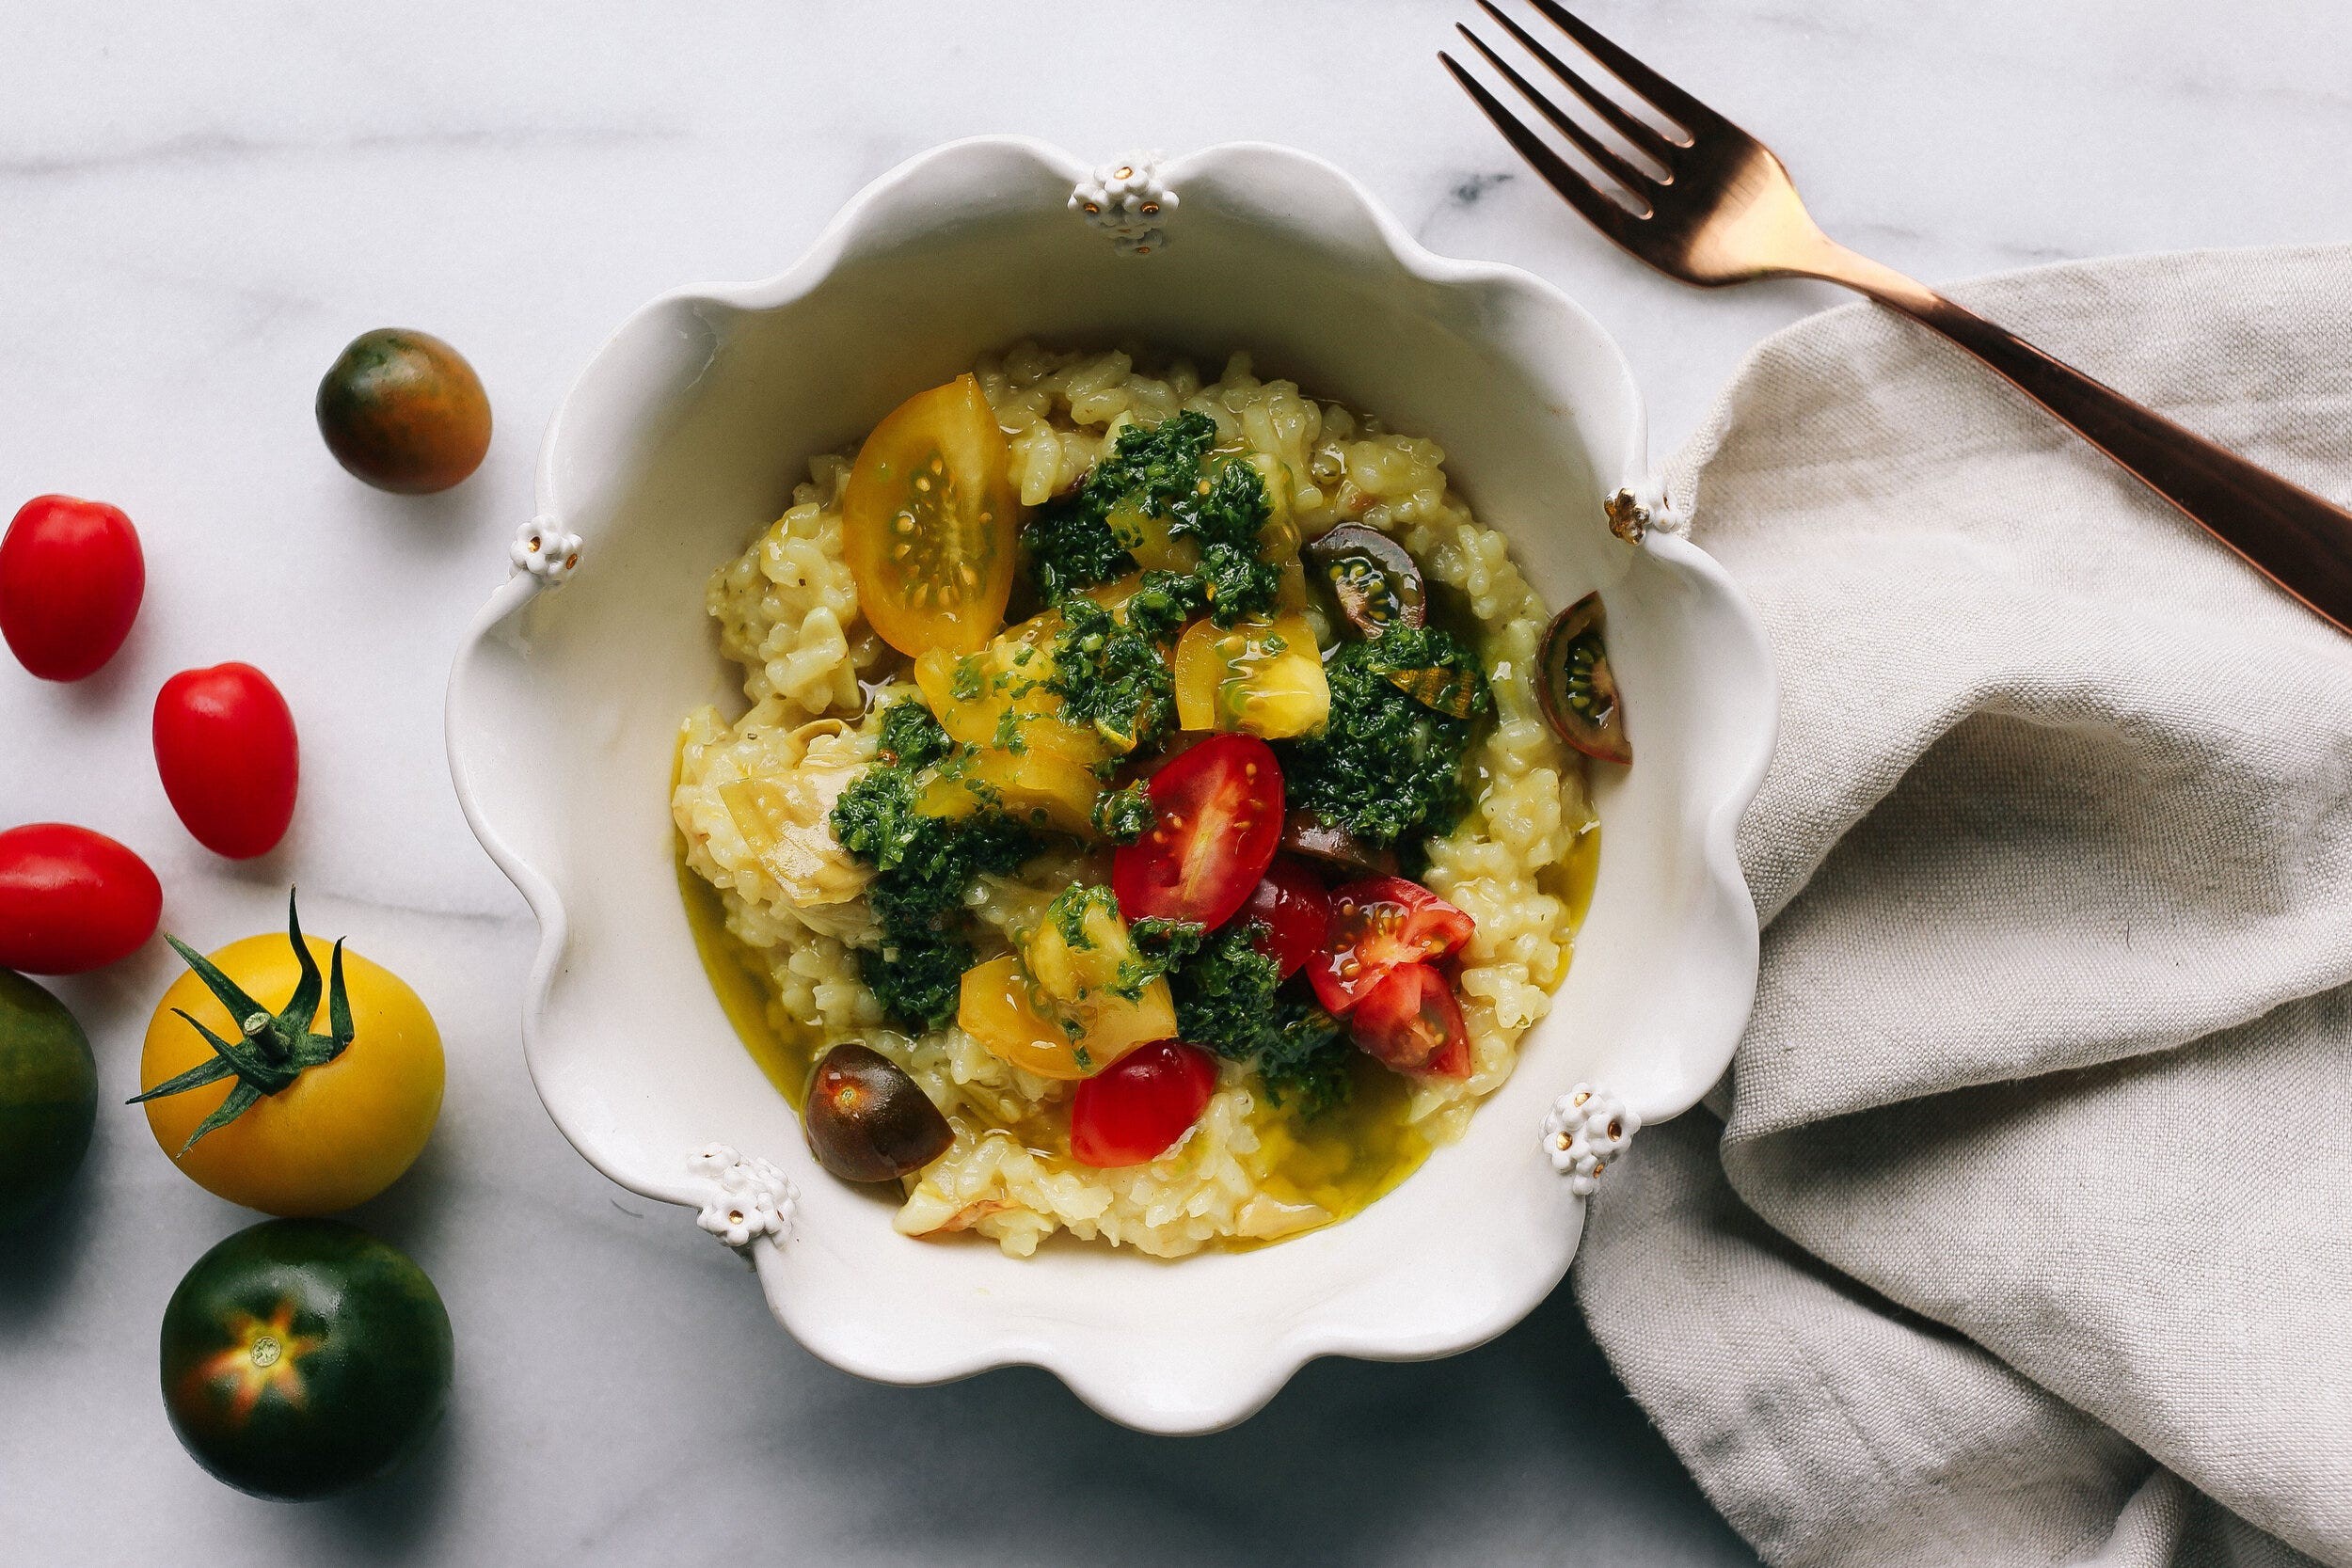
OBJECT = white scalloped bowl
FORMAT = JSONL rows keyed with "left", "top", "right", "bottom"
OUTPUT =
{"left": 446, "top": 137, "right": 1773, "bottom": 1433}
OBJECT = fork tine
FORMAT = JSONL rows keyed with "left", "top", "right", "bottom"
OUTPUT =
{"left": 1456, "top": 23, "right": 1656, "bottom": 204}
{"left": 1523, "top": 0, "right": 1722, "bottom": 138}
{"left": 1438, "top": 51, "right": 1646, "bottom": 247}
{"left": 1473, "top": 1, "right": 1681, "bottom": 166}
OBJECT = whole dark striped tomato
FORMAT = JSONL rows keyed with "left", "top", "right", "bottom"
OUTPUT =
{"left": 315, "top": 328, "right": 491, "bottom": 495}
{"left": 160, "top": 1219, "right": 453, "bottom": 1498}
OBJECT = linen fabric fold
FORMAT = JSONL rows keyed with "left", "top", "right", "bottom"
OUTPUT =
{"left": 1574, "top": 245, "right": 2352, "bottom": 1568}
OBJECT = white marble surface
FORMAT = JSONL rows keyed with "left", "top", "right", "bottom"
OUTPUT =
{"left": 4, "top": 2, "right": 2348, "bottom": 1561}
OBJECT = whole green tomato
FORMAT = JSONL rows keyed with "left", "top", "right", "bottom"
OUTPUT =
{"left": 0, "top": 968, "right": 97, "bottom": 1228}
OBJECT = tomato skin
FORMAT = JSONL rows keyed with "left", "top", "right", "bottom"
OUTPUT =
{"left": 0, "top": 969, "right": 98, "bottom": 1229}
{"left": 161, "top": 1218, "right": 453, "bottom": 1499}
{"left": 0, "top": 495, "right": 144, "bottom": 681}
{"left": 1112, "top": 733, "right": 1284, "bottom": 928}
{"left": 315, "top": 329, "right": 492, "bottom": 495}
{"left": 0, "top": 823, "right": 161, "bottom": 974}
{"left": 803, "top": 1042, "right": 952, "bottom": 1183}
{"left": 142, "top": 932, "right": 443, "bottom": 1215}
{"left": 1171, "top": 611, "right": 1329, "bottom": 739}
{"left": 1240, "top": 859, "right": 1332, "bottom": 979}
{"left": 153, "top": 663, "right": 299, "bottom": 859}
{"left": 1348, "top": 961, "right": 1471, "bottom": 1077}
{"left": 1070, "top": 1041, "right": 1218, "bottom": 1166}
{"left": 1305, "top": 876, "right": 1475, "bottom": 1016}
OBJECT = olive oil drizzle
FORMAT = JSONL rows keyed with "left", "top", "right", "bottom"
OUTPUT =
{"left": 675, "top": 733, "right": 1604, "bottom": 1247}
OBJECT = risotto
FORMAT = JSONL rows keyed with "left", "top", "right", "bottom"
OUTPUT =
{"left": 673, "top": 344, "right": 1599, "bottom": 1258}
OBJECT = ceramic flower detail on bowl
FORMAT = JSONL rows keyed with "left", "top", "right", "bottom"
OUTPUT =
{"left": 1070, "top": 151, "right": 1177, "bottom": 254}
{"left": 510, "top": 515, "right": 582, "bottom": 585}
{"left": 1543, "top": 1085, "right": 1640, "bottom": 1196}
{"left": 688, "top": 1144, "right": 795, "bottom": 1250}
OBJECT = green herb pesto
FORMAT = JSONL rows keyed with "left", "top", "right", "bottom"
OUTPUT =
{"left": 877, "top": 694, "right": 951, "bottom": 771}
{"left": 1122, "top": 915, "right": 1206, "bottom": 998}
{"left": 1045, "top": 596, "right": 1174, "bottom": 755}
{"left": 1276, "top": 625, "right": 1491, "bottom": 848}
{"left": 1130, "top": 918, "right": 1354, "bottom": 1116}
{"left": 1021, "top": 500, "right": 1136, "bottom": 604}
{"left": 1019, "top": 411, "right": 1279, "bottom": 625}
{"left": 855, "top": 926, "right": 973, "bottom": 1037}
{"left": 1046, "top": 882, "right": 1114, "bottom": 952}
{"left": 830, "top": 702, "right": 1041, "bottom": 1031}
{"left": 1123, "top": 569, "right": 1209, "bottom": 643}
{"left": 1090, "top": 780, "right": 1156, "bottom": 845}
{"left": 1091, "top": 409, "right": 1220, "bottom": 511}
{"left": 1017, "top": 410, "right": 1218, "bottom": 601}
{"left": 1165, "top": 455, "right": 1279, "bottom": 626}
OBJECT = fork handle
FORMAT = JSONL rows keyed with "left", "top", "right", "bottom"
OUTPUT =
{"left": 1818, "top": 249, "right": 2352, "bottom": 634}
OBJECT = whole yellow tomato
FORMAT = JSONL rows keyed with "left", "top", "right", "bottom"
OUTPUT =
{"left": 139, "top": 911, "right": 442, "bottom": 1217}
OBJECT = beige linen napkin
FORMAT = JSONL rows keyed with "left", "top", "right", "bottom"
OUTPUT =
{"left": 1572, "top": 245, "right": 2352, "bottom": 1568}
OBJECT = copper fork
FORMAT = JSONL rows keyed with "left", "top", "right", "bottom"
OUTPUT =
{"left": 1443, "top": 1, "right": 2352, "bottom": 637}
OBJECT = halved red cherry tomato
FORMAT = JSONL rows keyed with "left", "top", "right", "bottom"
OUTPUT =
{"left": 842, "top": 374, "right": 1021, "bottom": 657}
{"left": 1305, "top": 876, "right": 1475, "bottom": 1016}
{"left": 154, "top": 663, "right": 299, "bottom": 859}
{"left": 1069, "top": 1041, "right": 1218, "bottom": 1167}
{"left": 1112, "top": 734, "right": 1283, "bottom": 928}
{"left": 0, "top": 496, "right": 145, "bottom": 682}
{"left": 1239, "top": 859, "right": 1332, "bottom": 979}
{"left": 0, "top": 823, "right": 161, "bottom": 974}
{"left": 1349, "top": 962, "right": 1470, "bottom": 1078}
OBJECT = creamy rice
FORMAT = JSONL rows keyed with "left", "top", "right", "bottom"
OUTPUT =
{"left": 674, "top": 345, "right": 1594, "bottom": 1257}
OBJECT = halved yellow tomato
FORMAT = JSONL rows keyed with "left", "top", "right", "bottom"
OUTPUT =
{"left": 1019, "top": 887, "right": 1141, "bottom": 1008}
{"left": 1241, "top": 451, "right": 1302, "bottom": 560}
{"left": 1173, "top": 611, "right": 1329, "bottom": 738}
{"left": 958, "top": 954, "right": 1175, "bottom": 1080}
{"left": 913, "top": 609, "right": 1108, "bottom": 765}
{"left": 1107, "top": 495, "right": 1201, "bottom": 575}
{"left": 1017, "top": 892, "right": 1177, "bottom": 1070}
{"left": 843, "top": 374, "right": 1020, "bottom": 657}
{"left": 959, "top": 957, "right": 1088, "bottom": 1080}
{"left": 917, "top": 747, "right": 1104, "bottom": 839}
{"left": 1084, "top": 573, "right": 1149, "bottom": 621}
{"left": 959, "top": 889, "right": 1178, "bottom": 1077}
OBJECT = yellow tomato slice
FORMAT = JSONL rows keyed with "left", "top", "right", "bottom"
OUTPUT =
{"left": 960, "top": 956, "right": 1086, "bottom": 1079}
{"left": 1068, "top": 981, "right": 1179, "bottom": 1069}
{"left": 1241, "top": 451, "right": 1302, "bottom": 561}
{"left": 957, "top": 954, "right": 1175, "bottom": 1080}
{"left": 916, "top": 746, "right": 1104, "bottom": 839}
{"left": 1083, "top": 573, "right": 1148, "bottom": 620}
{"left": 1019, "top": 887, "right": 1136, "bottom": 1008}
{"left": 1173, "top": 611, "right": 1329, "bottom": 739}
{"left": 1107, "top": 496, "right": 1201, "bottom": 575}
{"left": 912, "top": 610, "right": 1106, "bottom": 765}
{"left": 843, "top": 374, "right": 1020, "bottom": 657}
{"left": 1026, "top": 895, "right": 1176, "bottom": 1068}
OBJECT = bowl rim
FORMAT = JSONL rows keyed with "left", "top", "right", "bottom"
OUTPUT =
{"left": 446, "top": 134, "right": 1776, "bottom": 1432}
